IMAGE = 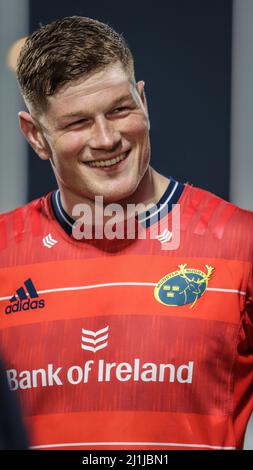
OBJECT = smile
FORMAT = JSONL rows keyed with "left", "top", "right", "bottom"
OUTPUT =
{"left": 85, "top": 152, "right": 129, "bottom": 168}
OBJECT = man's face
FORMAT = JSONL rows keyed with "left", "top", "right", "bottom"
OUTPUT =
{"left": 37, "top": 63, "right": 151, "bottom": 203}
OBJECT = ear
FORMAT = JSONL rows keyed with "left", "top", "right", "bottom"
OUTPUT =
{"left": 136, "top": 81, "right": 147, "bottom": 109}
{"left": 18, "top": 111, "right": 51, "bottom": 161}
{"left": 136, "top": 80, "right": 150, "bottom": 130}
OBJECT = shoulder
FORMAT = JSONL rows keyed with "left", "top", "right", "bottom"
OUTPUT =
{"left": 183, "top": 182, "right": 253, "bottom": 226}
{"left": 182, "top": 183, "right": 253, "bottom": 258}
{"left": 0, "top": 193, "right": 53, "bottom": 249}
{"left": 0, "top": 192, "right": 53, "bottom": 220}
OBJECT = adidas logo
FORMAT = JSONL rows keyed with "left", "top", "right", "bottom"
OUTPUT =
{"left": 5, "top": 278, "right": 45, "bottom": 315}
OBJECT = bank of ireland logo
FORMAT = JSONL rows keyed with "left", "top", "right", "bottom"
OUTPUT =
{"left": 81, "top": 325, "right": 109, "bottom": 353}
{"left": 154, "top": 264, "right": 215, "bottom": 308}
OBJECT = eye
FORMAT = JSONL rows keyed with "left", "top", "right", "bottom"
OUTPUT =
{"left": 111, "top": 106, "right": 132, "bottom": 115}
{"left": 66, "top": 118, "right": 89, "bottom": 128}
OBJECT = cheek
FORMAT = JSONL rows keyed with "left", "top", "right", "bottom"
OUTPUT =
{"left": 53, "top": 132, "right": 84, "bottom": 159}
{"left": 123, "top": 115, "right": 149, "bottom": 141}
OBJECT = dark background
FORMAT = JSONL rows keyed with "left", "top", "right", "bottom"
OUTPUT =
{"left": 28, "top": 0, "right": 232, "bottom": 201}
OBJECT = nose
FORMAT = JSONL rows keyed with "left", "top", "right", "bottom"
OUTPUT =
{"left": 88, "top": 115, "right": 121, "bottom": 150}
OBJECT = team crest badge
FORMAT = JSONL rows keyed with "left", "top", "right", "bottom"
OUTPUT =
{"left": 154, "top": 264, "right": 215, "bottom": 308}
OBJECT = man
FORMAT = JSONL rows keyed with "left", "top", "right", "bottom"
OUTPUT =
{"left": 0, "top": 16, "right": 252, "bottom": 450}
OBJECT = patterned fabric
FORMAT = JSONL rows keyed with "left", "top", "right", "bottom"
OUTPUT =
{"left": 0, "top": 181, "right": 252, "bottom": 450}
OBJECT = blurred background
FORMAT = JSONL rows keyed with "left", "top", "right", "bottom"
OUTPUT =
{"left": 0, "top": 0, "right": 252, "bottom": 449}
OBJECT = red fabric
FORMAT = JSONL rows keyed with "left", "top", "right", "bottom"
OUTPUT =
{"left": 0, "top": 184, "right": 252, "bottom": 450}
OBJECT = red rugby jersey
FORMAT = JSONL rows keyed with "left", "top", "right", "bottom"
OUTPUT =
{"left": 0, "top": 181, "right": 252, "bottom": 450}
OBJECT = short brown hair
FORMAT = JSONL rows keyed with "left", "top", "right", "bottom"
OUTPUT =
{"left": 16, "top": 16, "right": 135, "bottom": 114}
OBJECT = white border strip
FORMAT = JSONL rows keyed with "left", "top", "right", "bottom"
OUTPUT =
{"left": 0, "top": 0, "right": 28, "bottom": 212}
{"left": 38, "top": 282, "right": 156, "bottom": 296}
{"left": 206, "top": 287, "right": 246, "bottom": 294}
{"left": 30, "top": 441, "right": 236, "bottom": 450}
{"left": 0, "top": 283, "right": 246, "bottom": 302}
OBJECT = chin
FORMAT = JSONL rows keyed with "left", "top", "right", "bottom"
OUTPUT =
{"left": 102, "top": 186, "right": 136, "bottom": 204}
{"left": 102, "top": 192, "right": 131, "bottom": 204}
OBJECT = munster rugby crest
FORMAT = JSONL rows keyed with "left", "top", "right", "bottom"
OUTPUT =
{"left": 154, "top": 264, "right": 214, "bottom": 308}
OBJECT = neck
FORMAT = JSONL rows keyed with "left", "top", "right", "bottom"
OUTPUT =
{"left": 58, "top": 167, "right": 169, "bottom": 225}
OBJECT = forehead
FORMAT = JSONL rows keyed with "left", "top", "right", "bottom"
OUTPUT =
{"left": 46, "top": 63, "right": 135, "bottom": 119}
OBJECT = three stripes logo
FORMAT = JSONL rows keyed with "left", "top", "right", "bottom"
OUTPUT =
{"left": 81, "top": 326, "right": 109, "bottom": 353}
{"left": 10, "top": 278, "right": 38, "bottom": 302}
{"left": 5, "top": 278, "right": 45, "bottom": 315}
{"left": 43, "top": 233, "right": 58, "bottom": 249}
{"left": 156, "top": 229, "right": 173, "bottom": 244}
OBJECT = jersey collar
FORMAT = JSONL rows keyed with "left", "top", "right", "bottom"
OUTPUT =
{"left": 51, "top": 177, "right": 184, "bottom": 236}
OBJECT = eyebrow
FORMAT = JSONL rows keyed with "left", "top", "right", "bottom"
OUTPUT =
{"left": 59, "top": 94, "right": 134, "bottom": 121}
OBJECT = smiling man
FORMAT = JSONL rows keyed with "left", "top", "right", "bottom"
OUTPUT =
{"left": 18, "top": 18, "right": 168, "bottom": 217}
{"left": 21, "top": 64, "right": 159, "bottom": 206}
{"left": 0, "top": 16, "right": 253, "bottom": 451}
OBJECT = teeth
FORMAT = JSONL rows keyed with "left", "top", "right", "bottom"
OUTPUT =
{"left": 87, "top": 152, "right": 127, "bottom": 168}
